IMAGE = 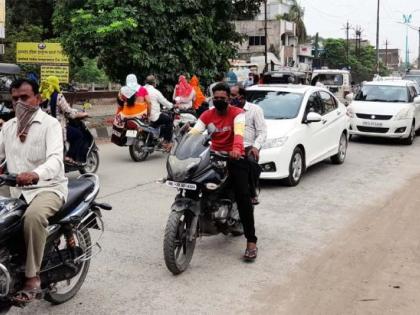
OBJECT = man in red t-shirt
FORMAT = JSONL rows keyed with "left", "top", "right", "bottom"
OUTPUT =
{"left": 190, "top": 83, "right": 258, "bottom": 261}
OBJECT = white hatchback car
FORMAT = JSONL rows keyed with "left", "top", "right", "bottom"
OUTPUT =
{"left": 246, "top": 85, "right": 349, "bottom": 186}
{"left": 347, "top": 80, "right": 420, "bottom": 145}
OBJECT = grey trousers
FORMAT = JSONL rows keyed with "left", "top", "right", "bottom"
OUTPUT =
{"left": 23, "top": 192, "right": 63, "bottom": 278}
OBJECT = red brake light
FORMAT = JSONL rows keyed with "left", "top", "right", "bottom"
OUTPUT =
{"left": 126, "top": 120, "right": 138, "bottom": 130}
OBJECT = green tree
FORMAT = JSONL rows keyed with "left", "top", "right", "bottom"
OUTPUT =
{"left": 278, "top": 0, "right": 307, "bottom": 43}
{"left": 71, "top": 58, "right": 109, "bottom": 84}
{"left": 321, "top": 38, "right": 389, "bottom": 82}
{"left": 53, "top": 0, "right": 258, "bottom": 92}
{"left": 233, "top": 0, "right": 264, "bottom": 20}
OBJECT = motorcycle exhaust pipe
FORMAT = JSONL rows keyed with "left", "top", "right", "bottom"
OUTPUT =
{"left": 0, "top": 263, "right": 11, "bottom": 297}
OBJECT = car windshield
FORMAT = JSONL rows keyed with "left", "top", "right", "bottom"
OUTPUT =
{"left": 313, "top": 74, "right": 343, "bottom": 86}
{"left": 246, "top": 90, "right": 303, "bottom": 119}
{"left": 355, "top": 85, "right": 409, "bottom": 103}
{"left": 404, "top": 75, "right": 420, "bottom": 86}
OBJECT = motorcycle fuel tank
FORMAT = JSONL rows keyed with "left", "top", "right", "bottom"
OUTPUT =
{"left": 0, "top": 198, "right": 26, "bottom": 242}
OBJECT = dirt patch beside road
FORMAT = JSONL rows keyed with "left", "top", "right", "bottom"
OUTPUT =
{"left": 253, "top": 174, "right": 420, "bottom": 315}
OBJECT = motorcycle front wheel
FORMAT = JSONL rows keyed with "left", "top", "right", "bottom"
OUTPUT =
{"left": 163, "top": 211, "right": 196, "bottom": 275}
{"left": 44, "top": 226, "right": 91, "bottom": 305}
{"left": 129, "top": 138, "right": 149, "bottom": 162}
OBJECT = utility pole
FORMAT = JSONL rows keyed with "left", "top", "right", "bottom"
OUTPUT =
{"left": 418, "top": 27, "right": 420, "bottom": 69}
{"left": 384, "top": 39, "right": 389, "bottom": 67}
{"left": 342, "top": 21, "right": 351, "bottom": 64}
{"left": 264, "top": 0, "right": 268, "bottom": 72}
{"left": 376, "top": 0, "right": 380, "bottom": 73}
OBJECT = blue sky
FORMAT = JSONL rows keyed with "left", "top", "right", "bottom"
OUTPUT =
{"left": 299, "top": 0, "right": 420, "bottom": 63}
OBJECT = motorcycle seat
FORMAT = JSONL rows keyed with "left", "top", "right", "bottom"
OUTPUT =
{"left": 49, "top": 178, "right": 95, "bottom": 224}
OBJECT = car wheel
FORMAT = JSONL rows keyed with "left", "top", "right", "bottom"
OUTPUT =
{"left": 402, "top": 122, "right": 415, "bottom": 145}
{"left": 331, "top": 133, "right": 348, "bottom": 164}
{"left": 283, "top": 147, "right": 304, "bottom": 186}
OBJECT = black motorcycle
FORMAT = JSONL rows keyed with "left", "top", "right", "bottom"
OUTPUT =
{"left": 111, "top": 110, "right": 197, "bottom": 162}
{"left": 163, "top": 133, "right": 242, "bottom": 275}
{"left": 65, "top": 118, "right": 100, "bottom": 174}
{"left": 0, "top": 174, "right": 111, "bottom": 312}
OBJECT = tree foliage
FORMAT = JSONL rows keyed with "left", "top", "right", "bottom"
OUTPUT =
{"left": 278, "top": 0, "right": 307, "bottom": 43}
{"left": 321, "top": 38, "right": 389, "bottom": 82}
{"left": 53, "top": 0, "right": 258, "bottom": 91}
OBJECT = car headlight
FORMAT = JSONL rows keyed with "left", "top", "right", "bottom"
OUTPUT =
{"left": 394, "top": 108, "right": 412, "bottom": 120}
{"left": 346, "top": 107, "right": 355, "bottom": 118}
{"left": 262, "top": 137, "right": 288, "bottom": 149}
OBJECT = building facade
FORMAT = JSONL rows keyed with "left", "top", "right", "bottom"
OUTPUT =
{"left": 378, "top": 48, "right": 401, "bottom": 71}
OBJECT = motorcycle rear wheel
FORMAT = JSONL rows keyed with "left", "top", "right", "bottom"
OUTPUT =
{"left": 80, "top": 150, "right": 100, "bottom": 174}
{"left": 163, "top": 211, "right": 196, "bottom": 275}
{"left": 44, "top": 227, "right": 91, "bottom": 305}
{"left": 129, "top": 139, "right": 149, "bottom": 162}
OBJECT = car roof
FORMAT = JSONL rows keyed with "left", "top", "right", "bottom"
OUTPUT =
{"left": 246, "top": 84, "right": 322, "bottom": 94}
{"left": 363, "top": 80, "right": 414, "bottom": 87}
{"left": 312, "top": 69, "right": 350, "bottom": 74}
{"left": 0, "top": 63, "right": 21, "bottom": 74}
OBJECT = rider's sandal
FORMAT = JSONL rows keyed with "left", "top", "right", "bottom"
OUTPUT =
{"left": 12, "top": 287, "right": 43, "bottom": 305}
{"left": 243, "top": 247, "right": 258, "bottom": 262}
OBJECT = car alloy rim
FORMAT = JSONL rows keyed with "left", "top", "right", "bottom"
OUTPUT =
{"left": 292, "top": 153, "right": 302, "bottom": 181}
{"left": 339, "top": 136, "right": 347, "bottom": 160}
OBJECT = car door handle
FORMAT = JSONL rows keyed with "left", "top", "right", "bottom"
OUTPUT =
{"left": 337, "top": 111, "right": 341, "bottom": 115}
{"left": 322, "top": 119, "right": 327, "bottom": 124}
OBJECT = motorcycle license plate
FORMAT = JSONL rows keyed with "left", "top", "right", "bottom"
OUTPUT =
{"left": 166, "top": 181, "right": 197, "bottom": 190}
{"left": 126, "top": 130, "right": 137, "bottom": 138}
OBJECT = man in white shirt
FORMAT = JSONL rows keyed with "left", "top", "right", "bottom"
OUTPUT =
{"left": 0, "top": 79, "right": 67, "bottom": 303}
{"left": 144, "top": 75, "right": 174, "bottom": 149}
{"left": 230, "top": 85, "right": 267, "bottom": 205}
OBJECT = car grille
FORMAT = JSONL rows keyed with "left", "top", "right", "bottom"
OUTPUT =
{"left": 357, "top": 126, "right": 389, "bottom": 133}
{"left": 356, "top": 113, "right": 393, "bottom": 120}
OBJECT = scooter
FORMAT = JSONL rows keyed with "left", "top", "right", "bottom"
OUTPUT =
{"left": 65, "top": 118, "right": 100, "bottom": 174}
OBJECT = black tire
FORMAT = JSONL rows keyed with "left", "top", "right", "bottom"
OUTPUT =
{"left": 80, "top": 150, "right": 99, "bottom": 174}
{"left": 163, "top": 211, "right": 196, "bottom": 275}
{"left": 331, "top": 133, "right": 348, "bottom": 164}
{"left": 402, "top": 122, "right": 415, "bottom": 145}
{"left": 129, "top": 138, "right": 149, "bottom": 162}
{"left": 0, "top": 302, "right": 11, "bottom": 314}
{"left": 283, "top": 147, "right": 304, "bottom": 187}
{"left": 44, "top": 227, "right": 91, "bottom": 305}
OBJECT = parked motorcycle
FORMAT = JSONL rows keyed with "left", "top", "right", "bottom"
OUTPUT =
{"left": 111, "top": 110, "right": 197, "bottom": 162}
{"left": 0, "top": 173, "right": 111, "bottom": 312}
{"left": 163, "top": 133, "right": 242, "bottom": 275}
{"left": 65, "top": 118, "right": 100, "bottom": 174}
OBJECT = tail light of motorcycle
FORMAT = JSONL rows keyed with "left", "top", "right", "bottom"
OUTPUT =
{"left": 126, "top": 120, "right": 138, "bottom": 130}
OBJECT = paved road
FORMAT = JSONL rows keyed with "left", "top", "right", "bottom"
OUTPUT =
{"left": 11, "top": 137, "right": 420, "bottom": 314}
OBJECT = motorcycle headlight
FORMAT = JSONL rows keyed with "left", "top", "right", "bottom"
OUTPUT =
{"left": 394, "top": 108, "right": 412, "bottom": 120}
{"left": 262, "top": 137, "right": 288, "bottom": 149}
{"left": 167, "top": 156, "right": 201, "bottom": 182}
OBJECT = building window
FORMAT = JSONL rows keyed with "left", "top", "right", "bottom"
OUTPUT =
{"left": 249, "top": 36, "right": 266, "bottom": 46}
{"left": 299, "top": 56, "right": 305, "bottom": 63}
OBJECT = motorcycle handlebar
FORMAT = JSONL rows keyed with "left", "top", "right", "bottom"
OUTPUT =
{"left": 0, "top": 174, "right": 17, "bottom": 187}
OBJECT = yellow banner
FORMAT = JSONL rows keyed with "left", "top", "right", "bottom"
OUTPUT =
{"left": 0, "top": 0, "right": 5, "bottom": 24}
{"left": 41, "top": 66, "right": 70, "bottom": 84}
{"left": 16, "top": 42, "right": 69, "bottom": 65}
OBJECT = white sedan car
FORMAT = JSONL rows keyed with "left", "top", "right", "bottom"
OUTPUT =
{"left": 247, "top": 85, "right": 349, "bottom": 186}
{"left": 347, "top": 80, "right": 420, "bottom": 145}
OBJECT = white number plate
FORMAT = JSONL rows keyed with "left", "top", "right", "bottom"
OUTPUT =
{"left": 362, "top": 121, "right": 383, "bottom": 127}
{"left": 166, "top": 181, "right": 197, "bottom": 190}
{"left": 126, "top": 130, "right": 137, "bottom": 138}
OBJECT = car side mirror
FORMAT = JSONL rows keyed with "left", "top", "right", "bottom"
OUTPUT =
{"left": 306, "top": 112, "right": 322, "bottom": 123}
{"left": 414, "top": 96, "right": 420, "bottom": 105}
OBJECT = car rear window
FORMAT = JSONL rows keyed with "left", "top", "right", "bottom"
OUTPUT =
{"left": 246, "top": 90, "right": 303, "bottom": 119}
